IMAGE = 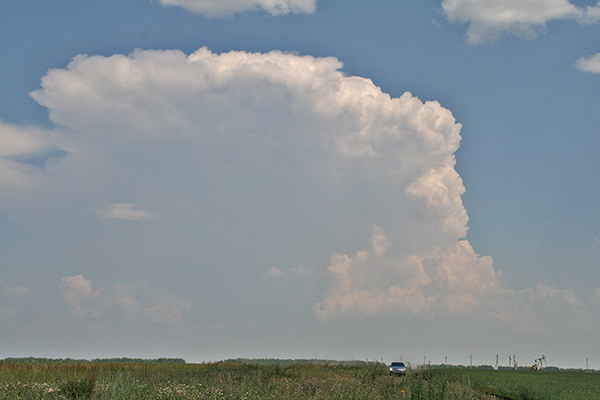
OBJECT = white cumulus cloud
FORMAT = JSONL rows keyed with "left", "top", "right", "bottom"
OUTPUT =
{"left": 313, "top": 227, "right": 502, "bottom": 320}
{"left": 158, "top": 0, "right": 316, "bottom": 17}
{"left": 442, "top": 0, "right": 600, "bottom": 44}
{"left": 60, "top": 275, "right": 110, "bottom": 318}
{"left": 61, "top": 276, "right": 190, "bottom": 324}
{"left": 265, "top": 266, "right": 284, "bottom": 278}
{"left": 113, "top": 282, "right": 191, "bottom": 324}
{"left": 576, "top": 53, "right": 600, "bottom": 73}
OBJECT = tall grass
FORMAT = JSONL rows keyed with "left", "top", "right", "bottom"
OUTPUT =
{"left": 3, "top": 360, "right": 596, "bottom": 399}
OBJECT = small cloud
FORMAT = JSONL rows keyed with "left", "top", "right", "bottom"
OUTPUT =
{"left": 141, "top": 296, "right": 191, "bottom": 324}
{"left": 521, "top": 282, "right": 583, "bottom": 307}
{"left": 4, "top": 285, "right": 30, "bottom": 295}
{"left": 576, "top": 53, "right": 600, "bottom": 74}
{"left": 265, "top": 266, "right": 284, "bottom": 278}
{"left": 60, "top": 275, "right": 110, "bottom": 318}
{"left": 95, "top": 203, "right": 154, "bottom": 220}
{"left": 113, "top": 284, "right": 142, "bottom": 318}
{"left": 442, "top": 0, "right": 600, "bottom": 44}
{"left": 582, "top": 3, "right": 600, "bottom": 24}
{"left": 60, "top": 276, "right": 190, "bottom": 324}
{"left": 113, "top": 282, "right": 191, "bottom": 324}
{"left": 265, "top": 265, "right": 313, "bottom": 279}
{"left": 158, "top": 0, "right": 317, "bottom": 17}
{"left": 289, "top": 264, "right": 313, "bottom": 279}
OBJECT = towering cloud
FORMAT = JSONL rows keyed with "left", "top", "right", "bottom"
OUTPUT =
{"left": 26, "top": 47, "right": 499, "bottom": 321}
{"left": 158, "top": 0, "right": 316, "bottom": 17}
{"left": 17, "top": 47, "right": 595, "bottom": 330}
{"left": 442, "top": 0, "right": 600, "bottom": 44}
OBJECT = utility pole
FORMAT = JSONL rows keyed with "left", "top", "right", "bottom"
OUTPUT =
{"left": 586, "top": 358, "right": 589, "bottom": 370}
{"left": 445, "top": 356, "right": 448, "bottom": 368}
{"left": 470, "top": 354, "right": 472, "bottom": 369}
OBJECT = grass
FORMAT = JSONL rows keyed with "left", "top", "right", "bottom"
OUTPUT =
{"left": 446, "top": 368, "right": 600, "bottom": 400}
{"left": 0, "top": 360, "right": 598, "bottom": 399}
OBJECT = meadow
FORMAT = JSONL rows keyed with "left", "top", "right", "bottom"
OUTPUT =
{"left": 1, "top": 359, "right": 599, "bottom": 399}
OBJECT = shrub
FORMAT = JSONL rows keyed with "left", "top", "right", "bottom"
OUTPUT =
{"left": 59, "top": 374, "right": 96, "bottom": 399}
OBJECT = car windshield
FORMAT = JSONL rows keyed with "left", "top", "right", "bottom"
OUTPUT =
{"left": 391, "top": 362, "right": 404, "bottom": 367}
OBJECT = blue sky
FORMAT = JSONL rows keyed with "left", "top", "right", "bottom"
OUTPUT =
{"left": 1, "top": 0, "right": 600, "bottom": 369}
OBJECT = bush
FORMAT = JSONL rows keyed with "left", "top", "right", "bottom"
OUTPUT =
{"left": 59, "top": 374, "right": 96, "bottom": 399}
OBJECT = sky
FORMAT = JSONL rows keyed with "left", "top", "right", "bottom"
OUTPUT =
{"left": 1, "top": 0, "right": 600, "bottom": 370}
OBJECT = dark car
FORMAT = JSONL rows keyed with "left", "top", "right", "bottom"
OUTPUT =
{"left": 389, "top": 362, "right": 406, "bottom": 376}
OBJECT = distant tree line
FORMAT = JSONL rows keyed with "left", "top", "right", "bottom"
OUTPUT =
{"left": 92, "top": 358, "right": 185, "bottom": 364}
{"left": 1, "top": 357, "right": 186, "bottom": 364}
{"left": 3, "top": 357, "right": 593, "bottom": 372}
{"left": 224, "top": 358, "right": 382, "bottom": 367}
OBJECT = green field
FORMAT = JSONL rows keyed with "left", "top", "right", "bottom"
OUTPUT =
{"left": 1, "top": 359, "right": 599, "bottom": 399}
{"left": 445, "top": 368, "right": 600, "bottom": 400}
